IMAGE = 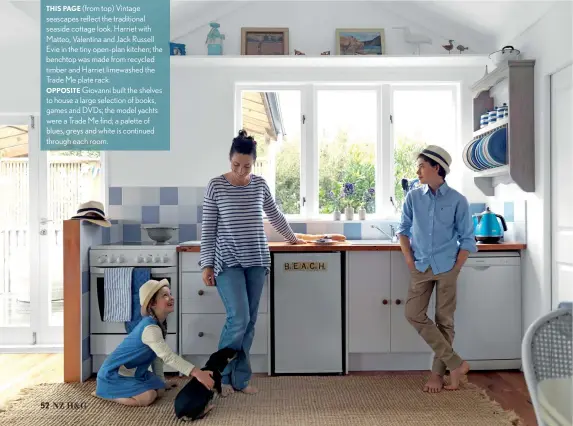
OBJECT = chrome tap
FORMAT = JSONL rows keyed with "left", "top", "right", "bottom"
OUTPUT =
{"left": 371, "top": 224, "right": 398, "bottom": 243}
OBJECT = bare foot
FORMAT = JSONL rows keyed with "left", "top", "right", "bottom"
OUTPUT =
{"left": 444, "top": 360, "right": 470, "bottom": 390}
{"left": 220, "top": 384, "right": 234, "bottom": 397}
{"left": 239, "top": 385, "right": 258, "bottom": 395}
{"left": 423, "top": 373, "right": 444, "bottom": 393}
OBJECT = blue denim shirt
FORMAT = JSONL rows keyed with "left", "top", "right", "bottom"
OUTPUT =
{"left": 397, "top": 182, "right": 477, "bottom": 274}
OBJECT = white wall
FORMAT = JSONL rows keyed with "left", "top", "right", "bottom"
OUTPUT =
{"left": 173, "top": 1, "right": 494, "bottom": 56}
{"left": 107, "top": 63, "right": 486, "bottom": 188}
{"left": 492, "top": 1, "right": 573, "bottom": 331}
{"left": 0, "top": 2, "right": 40, "bottom": 114}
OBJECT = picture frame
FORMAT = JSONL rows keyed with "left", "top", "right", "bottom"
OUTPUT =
{"left": 335, "top": 28, "right": 385, "bottom": 55}
{"left": 241, "top": 27, "right": 289, "bottom": 55}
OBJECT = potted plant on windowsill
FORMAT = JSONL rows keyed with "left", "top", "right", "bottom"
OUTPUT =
{"left": 342, "top": 182, "right": 355, "bottom": 220}
{"left": 328, "top": 190, "right": 342, "bottom": 221}
{"left": 359, "top": 187, "right": 375, "bottom": 220}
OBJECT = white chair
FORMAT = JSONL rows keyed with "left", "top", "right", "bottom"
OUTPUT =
{"left": 522, "top": 303, "right": 572, "bottom": 426}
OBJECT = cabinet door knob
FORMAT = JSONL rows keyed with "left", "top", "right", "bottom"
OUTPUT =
{"left": 382, "top": 299, "right": 389, "bottom": 305}
{"left": 395, "top": 299, "right": 402, "bottom": 305}
{"left": 198, "top": 332, "right": 204, "bottom": 337}
{"left": 198, "top": 290, "right": 204, "bottom": 296}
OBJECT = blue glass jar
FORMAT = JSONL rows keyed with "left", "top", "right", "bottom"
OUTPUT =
{"left": 206, "top": 22, "right": 225, "bottom": 55}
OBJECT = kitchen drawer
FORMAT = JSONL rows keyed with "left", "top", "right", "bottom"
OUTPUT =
{"left": 180, "top": 253, "right": 202, "bottom": 272}
{"left": 91, "top": 334, "right": 178, "bottom": 355}
{"left": 180, "top": 272, "right": 268, "bottom": 314}
{"left": 181, "top": 313, "right": 267, "bottom": 355}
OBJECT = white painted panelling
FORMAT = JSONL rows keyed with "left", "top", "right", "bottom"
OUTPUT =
{"left": 493, "top": 1, "right": 572, "bottom": 331}
{"left": 551, "top": 63, "right": 573, "bottom": 308}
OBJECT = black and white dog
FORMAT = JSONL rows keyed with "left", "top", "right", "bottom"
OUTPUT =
{"left": 173, "top": 347, "right": 237, "bottom": 421}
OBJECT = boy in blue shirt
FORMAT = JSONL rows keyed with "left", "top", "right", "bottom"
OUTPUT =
{"left": 397, "top": 145, "right": 477, "bottom": 393}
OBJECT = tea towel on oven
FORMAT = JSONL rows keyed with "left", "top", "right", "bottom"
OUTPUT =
{"left": 104, "top": 267, "right": 134, "bottom": 322}
{"left": 124, "top": 268, "right": 151, "bottom": 333}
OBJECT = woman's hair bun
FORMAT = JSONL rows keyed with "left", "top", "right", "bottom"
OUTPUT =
{"left": 230, "top": 129, "right": 258, "bottom": 159}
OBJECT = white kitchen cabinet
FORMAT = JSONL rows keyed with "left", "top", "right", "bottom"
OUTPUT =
{"left": 453, "top": 255, "right": 522, "bottom": 361}
{"left": 178, "top": 252, "right": 269, "bottom": 373}
{"left": 347, "top": 251, "right": 391, "bottom": 353}
{"left": 180, "top": 313, "right": 268, "bottom": 355}
{"left": 390, "top": 252, "right": 435, "bottom": 353}
{"left": 180, "top": 271, "right": 268, "bottom": 314}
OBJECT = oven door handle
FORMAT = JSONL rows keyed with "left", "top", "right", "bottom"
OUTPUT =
{"left": 91, "top": 267, "right": 178, "bottom": 275}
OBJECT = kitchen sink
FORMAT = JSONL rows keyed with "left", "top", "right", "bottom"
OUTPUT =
{"left": 348, "top": 239, "right": 397, "bottom": 245}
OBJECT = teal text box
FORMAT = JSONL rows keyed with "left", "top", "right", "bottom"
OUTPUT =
{"left": 41, "top": 0, "right": 170, "bottom": 151}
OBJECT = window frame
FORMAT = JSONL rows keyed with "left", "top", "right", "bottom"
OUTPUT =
{"left": 235, "top": 82, "right": 459, "bottom": 220}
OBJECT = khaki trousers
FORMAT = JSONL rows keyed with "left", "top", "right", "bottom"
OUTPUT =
{"left": 404, "top": 267, "right": 463, "bottom": 375}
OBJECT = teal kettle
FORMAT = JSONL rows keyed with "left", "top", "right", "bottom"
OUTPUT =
{"left": 473, "top": 207, "right": 508, "bottom": 243}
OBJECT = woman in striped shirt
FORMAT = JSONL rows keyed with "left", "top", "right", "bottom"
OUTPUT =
{"left": 200, "top": 130, "right": 305, "bottom": 396}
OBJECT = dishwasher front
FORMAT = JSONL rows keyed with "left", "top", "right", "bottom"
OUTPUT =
{"left": 271, "top": 252, "right": 345, "bottom": 375}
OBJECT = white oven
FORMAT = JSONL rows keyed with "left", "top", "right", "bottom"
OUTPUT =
{"left": 89, "top": 243, "right": 179, "bottom": 373}
{"left": 90, "top": 266, "right": 178, "bottom": 334}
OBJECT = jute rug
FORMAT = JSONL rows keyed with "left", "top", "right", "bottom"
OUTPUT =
{"left": 0, "top": 375, "right": 521, "bottom": 425}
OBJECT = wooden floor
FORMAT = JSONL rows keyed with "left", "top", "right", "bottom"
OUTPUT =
{"left": 0, "top": 354, "right": 536, "bottom": 425}
{"left": 0, "top": 353, "right": 64, "bottom": 411}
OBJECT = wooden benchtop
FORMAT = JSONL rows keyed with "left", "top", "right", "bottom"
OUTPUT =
{"left": 176, "top": 241, "right": 526, "bottom": 253}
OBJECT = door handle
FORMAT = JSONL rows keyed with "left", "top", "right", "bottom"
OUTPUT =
{"left": 40, "top": 218, "right": 53, "bottom": 225}
{"left": 467, "top": 266, "right": 490, "bottom": 271}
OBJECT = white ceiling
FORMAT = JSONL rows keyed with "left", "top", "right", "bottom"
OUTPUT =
{"left": 3, "top": 0, "right": 557, "bottom": 50}
{"left": 410, "top": 1, "right": 556, "bottom": 45}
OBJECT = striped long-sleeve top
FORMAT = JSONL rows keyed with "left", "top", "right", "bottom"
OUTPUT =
{"left": 199, "top": 174, "right": 297, "bottom": 276}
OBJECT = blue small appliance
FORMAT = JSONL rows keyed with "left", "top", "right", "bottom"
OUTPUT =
{"left": 473, "top": 207, "right": 508, "bottom": 243}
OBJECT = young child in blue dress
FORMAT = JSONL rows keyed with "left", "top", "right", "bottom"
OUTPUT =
{"left": 93, "top": 279, "right": 215, "bottom": 408}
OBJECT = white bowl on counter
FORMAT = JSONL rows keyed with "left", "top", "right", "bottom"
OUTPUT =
{"left": 141, "top": 225, "right": 179, "bottom": 244}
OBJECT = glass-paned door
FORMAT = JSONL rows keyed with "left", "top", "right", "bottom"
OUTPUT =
{"left": 0, "top": 115, "right": 37, "bottom": 345}
{"left": 0, "top": 114, "right": 102, "bottom": 347}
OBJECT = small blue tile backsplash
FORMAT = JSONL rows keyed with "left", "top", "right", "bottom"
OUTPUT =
{"left": 343, "top": 223, "right": 362, "bottom": 240}
{"left": 160, "top": 187, "right": 179, "bottom": 205}
{"left": 106, "top": 187, "right": 517, "bottom": 243}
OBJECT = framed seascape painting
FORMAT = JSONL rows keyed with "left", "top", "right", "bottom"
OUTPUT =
{"left": 336, "top": 28, "right": 385, "bottom": 55}
{"left": 241, "top": 27, "right": 289, "bottom": 55}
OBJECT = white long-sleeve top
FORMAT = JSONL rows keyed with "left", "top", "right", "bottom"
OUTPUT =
{"left": 141, "top": 324, "right": 195, "bottom": 381}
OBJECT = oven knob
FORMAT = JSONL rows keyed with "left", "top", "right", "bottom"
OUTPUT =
{"left": 98, "top": 255, "right": 108, "bottom": 264}
{"left": 154, "top": 256, "right": 161, "bottom": 263}
{"left": 109, "top": 256, "right": 116, "bottom": 263}
{"left": 117, "top": 255, "right": 125, "bottom": 263}
{"left": 146, "top": 255, "right": 153, "bottom": 263}
{"left": 136, "top": 255, "right": 144, "bottom": 263}
{"left": 163, "top": 255, "right": 170, "bottom": 263}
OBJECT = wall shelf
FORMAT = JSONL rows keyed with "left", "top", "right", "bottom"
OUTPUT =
{"left": 170, "top": 54, "right": 489, "bottom": 68}
{"left": 471, "top": 60, "right": 535, "bottom": 196}
{"left": 473, "top": 117, "right": 508, "bottom": 138}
